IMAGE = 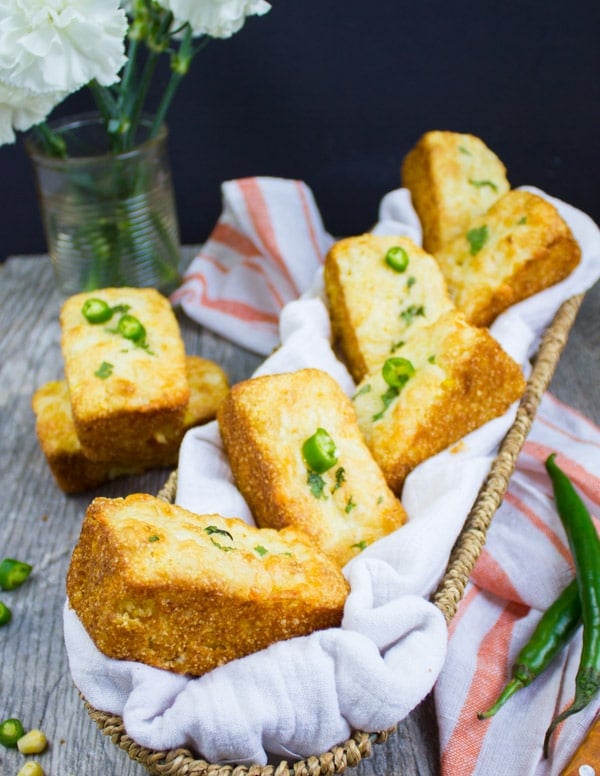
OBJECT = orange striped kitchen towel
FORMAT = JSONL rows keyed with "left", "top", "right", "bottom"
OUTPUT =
{"left": 436, "top": 393, "right": 600, "bottom": 775}
{"left": 171, "top": 177, "right": 334, "bottom": 355}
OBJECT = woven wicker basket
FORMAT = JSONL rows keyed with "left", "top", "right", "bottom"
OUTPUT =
{"left": 83, "top": 294, "right": 584, "bottom": 776}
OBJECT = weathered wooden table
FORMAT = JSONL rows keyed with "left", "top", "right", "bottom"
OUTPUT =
{"left": 1, "top": 252, "right": 598, "bottom": 776}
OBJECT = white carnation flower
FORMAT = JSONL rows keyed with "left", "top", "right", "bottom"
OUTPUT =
{"left": 161, "top": 0, "right": 271, "bottom": 39}
{"left": 0, "top": 0, "right": 128, "bottom": 95}
{"left": 0, "top": 80, "right": 66, "bottom": 144}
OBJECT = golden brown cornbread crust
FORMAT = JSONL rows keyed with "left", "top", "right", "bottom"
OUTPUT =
{"left": 32, "top": 356, "right": 229, "bottom": 493}
{"left": 218, "top": 368, "right": 407, "bottom": 566}
{"left": 66, "top": 494, "right": 349, "bottom": 676}
{"left": 60, "top": 288, "right": 189, "bottom": 464}
{"left": 353, "top": 312, "right": 526, "bottom": 493}
{"left": 401, "top": 130, "right": 510, "bottom": 253}
{"left": 324, "top": 234, "right": 454, "bottom": 382}
{"left": 434, "top": 190, "right": 581, "bottom": 327}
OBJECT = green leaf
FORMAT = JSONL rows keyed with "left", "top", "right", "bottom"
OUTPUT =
{"left": 94, "top": 361, "right": 114, "bottom": 379}
{"left": 468, "top": 178, "right": 498, "bottom": 193}
{"left": 331, "top": 466, "right": 346, "bottom": 493}
{"left": 307, "top": 470, "right": 327, "bottom": 499}
{"left": 373, "top": 385, "right": 400, "bottom": 421}
{"left": 466, "top": 225, "right": 489, "bottom": 255}
{"left": 352, "top": 383, "right": 371, "bottom": 399}
{"left": 204, "top": 525, "right": 234, "bottom": 542}
{"left": 399, "top": 304, "right": 425, "bottom": 326}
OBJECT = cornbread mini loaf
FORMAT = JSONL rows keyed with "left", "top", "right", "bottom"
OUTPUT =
{"left": 60, "top": 288, "right": 189, "bottom": 463}
{"left": 434, "top": 190, "right": 581, "bottom": 327}
{"left": 66, "top": 494, "right": 349, "bottom": 675}
{"left": 324, "top": 234, "right": 455, "bottom": 382}
{"left": 32, "top": 356, "right": 228, "bottom": 493}
{"left": 218, "top": 368, "right": 407, "bottom": 566}
{"left": 352, "top": 311, "right": 526, "bottom": 493}
{"left": 401, "top": 130, "right": 510, "bottom": 253}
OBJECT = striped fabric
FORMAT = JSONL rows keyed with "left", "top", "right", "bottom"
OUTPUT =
{"left": 168, "top": 177, "right": 600, "bottom": 768}
{"left": 171, "top": 177, "right": 334, "bottom": 355}
{"left": 436, "top": 393, "right": 600, "bottom": 775}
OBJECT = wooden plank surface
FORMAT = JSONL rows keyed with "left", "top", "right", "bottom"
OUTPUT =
{"left": 0, "top": 253, "right": 597, "bottom": 776}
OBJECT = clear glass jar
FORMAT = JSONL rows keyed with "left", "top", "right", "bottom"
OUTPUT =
{"left": 26, "top": 113, "right": 182, "bottom": 296}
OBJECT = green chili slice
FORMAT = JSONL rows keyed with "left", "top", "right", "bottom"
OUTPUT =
{"left": 543, "top": 453, "right": 600, "bottom": 756}
{"left": 0, "top": 717, "right": 25, "bottom": 747}
{"left": 385, "top": 245, "right": 409, "bottom": 273}
{"left": 81, "top": 298, "right": 113, "bottom": 324}
{"left": 302, "top": 428, "right": 339, "bottom": 474}
{"left": 0, "top": 601, "right": 11, "bottom": 627}
{"left": 478, "top": 578, "right": 581, "bottom": 719}
{"left": 382, "top": 357, "right": 415, "bottom": 388}
{"left": 117, "top": 314, "right": 146, "bottom": 342}
{"left": 0, "top": 558, "right": 32, "bottom": 591}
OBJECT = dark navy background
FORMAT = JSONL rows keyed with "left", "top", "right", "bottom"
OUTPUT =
{"left": 1, "top": 0, "right": 598, "bottom": 259}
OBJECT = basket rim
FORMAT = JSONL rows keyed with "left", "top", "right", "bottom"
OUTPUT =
{"left": 83, "top": 293, "right": 585, "bottom": 776}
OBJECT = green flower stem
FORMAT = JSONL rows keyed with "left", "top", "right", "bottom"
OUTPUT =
{"left": 88, "top": 80, "right": 119, "bottom": 125}
{"left": 118, "top": 35, "right": 141, "bottom": 106}
{"left": 123, "top": 48, "right": 159, "bottom": 149}
{"left": 34, "top": 122, "right": 68, "bottom": 158}
{"left": 149, "top": 68, "right": 184, "bottom": 138}
{"left": 150, "top": 30, "right": 208, "bottom": 138}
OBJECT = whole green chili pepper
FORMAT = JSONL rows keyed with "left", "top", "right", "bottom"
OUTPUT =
{"left": 478, "top": 578, "right": 581, "bottom": 719}
{"left": 543, "top": 453, "right": 600, "bottom": 757}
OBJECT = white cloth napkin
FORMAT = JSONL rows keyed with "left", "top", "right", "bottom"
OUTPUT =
{"left": 171, "top": 177, "right": 334, "bottom": 355}
{"left": 64, "top": 177, "right": 600, "bottom": 769}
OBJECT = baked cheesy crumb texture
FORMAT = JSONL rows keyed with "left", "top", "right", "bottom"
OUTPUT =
{"left": 66, "top": 494, "right": 349, "bottom": 676}
{"left": 60, "top": 287, "right": 190, "bottom": 464}
{"left": 64, "top": 129, "right": 583, "bottom": 678}
{"left": 32, "top": 355, "right": 228, "bottom": 493}
{"left": 218, "top": 368, "right": 407, "bottom": 568}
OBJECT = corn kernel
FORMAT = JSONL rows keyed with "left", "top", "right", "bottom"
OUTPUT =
{"left": 17, "top": 729, "right": 47, "bottom": 755}
{"left": 16, "top": 762, "right": 45, "bottom": 776}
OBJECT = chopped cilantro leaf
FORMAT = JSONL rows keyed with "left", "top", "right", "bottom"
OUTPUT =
{"left": 210, "top": 538, "right": 233, "bottom": 552}
{"left": 205, "top": 525, "right": 234, "bottom": 542}
{"left": 307, "top": 470, "right": 327, "bottom": 499}
{"left": 427, "top": 354, "right": 436, "bottom": 363}
{"left": 466, "top": 225, "right": 489, "bottom": 255}
{"left": 331, "top": 466, "right": 346, "bottom": 493}
{"left": 458, "top": 145, "right": 472, "bottom": 155}
{"left": 400, "top": 304, "right": 426, "bottom": 326}
{"left": 351, "top": 540, "right": 368, "bottom": 551}
{"left": 390, "top": 340, "right": 405, "bottom": 353}
{"left": 254, "top": 545, "right": 268, "bottom": 557}
{"left": 94, "top": 361, "right": 113, "bottom": 379}
{"left": 468, "top": 178, "right": 498, "bottom": 193}
{"left": 148, "top": 535, "right": 159, "bottom": 542}
{"left": 406, "top": 276, "right": 417, "bottom": 290}
{"left": 517, "top": 216, "right": 527, "bottom": 224}
{"left": 373, "top": 385, "right": 399, "bottom": 421}
{"left": 345, "top": 496, "right": 357, "bottom": 513}
{"left": 352, "top": 383, "right": 371, "bottom": 399}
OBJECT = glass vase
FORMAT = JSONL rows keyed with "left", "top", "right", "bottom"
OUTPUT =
{"left": 26, "top": 113, "right": 182, "bottom": 296}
